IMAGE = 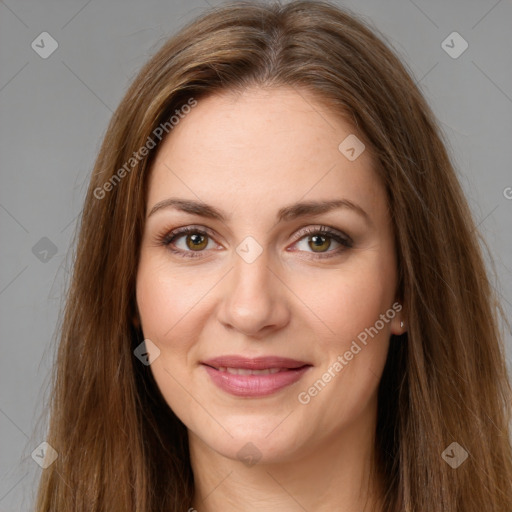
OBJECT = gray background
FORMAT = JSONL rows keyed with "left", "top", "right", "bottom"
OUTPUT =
{"left": 0, "top": 0, "right": 511, "bottom": 509}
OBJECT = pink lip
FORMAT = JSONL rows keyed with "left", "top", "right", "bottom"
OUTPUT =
{"left": 201, "top": 355, "right": 312, "bottom": 397}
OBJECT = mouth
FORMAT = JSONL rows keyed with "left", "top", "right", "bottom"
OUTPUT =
{"left": 213, "top": 367, "right": 297, "bottom": 375}
{"left": 201, "top": 355, "right": 312, "bottom": 397}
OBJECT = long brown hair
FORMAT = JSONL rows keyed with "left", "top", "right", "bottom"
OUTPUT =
{"left": 34, "top": 1, "right": 512, "bottom": 510}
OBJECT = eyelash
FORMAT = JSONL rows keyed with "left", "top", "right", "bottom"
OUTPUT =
{"left": 158, "top": 225, "right": 353, "bottom": 260}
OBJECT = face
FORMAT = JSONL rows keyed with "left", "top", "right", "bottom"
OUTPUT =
{"left": 136, "top": 86, "right": 403, "bottom": 464}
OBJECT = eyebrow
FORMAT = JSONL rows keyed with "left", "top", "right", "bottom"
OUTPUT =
{"left": 147, "top": 197, "right": 371, "bottom": 225}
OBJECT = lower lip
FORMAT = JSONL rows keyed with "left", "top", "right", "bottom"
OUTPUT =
{"left": 202, "top": 364, "right": 311, "bottom": 397}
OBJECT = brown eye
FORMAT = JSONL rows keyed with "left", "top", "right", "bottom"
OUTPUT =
{"left": 292, "top": 226, "right": 353, "bottom": 259}
{"left": 308, "top": 234, "right": 332, "bottom": 252}
{"left": 161, "top": 227, "right": 216, "bottom": 258}
{"left": 185, "top": 232, "right": 209, "bottom": 251}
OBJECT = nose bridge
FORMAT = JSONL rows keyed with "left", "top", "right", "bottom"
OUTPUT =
{"left": 232, "top": 247, "right": 271, "bottom": 298}
{"left": 231, "top": 246, "right": 274, "bottom": 311}
{"left": 230, "top": 230, "right": 273, "bottom": 295}
{"left": 219, "top": 243, "right": 288, "bottom": 336}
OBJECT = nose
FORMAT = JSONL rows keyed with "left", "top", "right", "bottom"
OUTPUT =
{"left": 216, "top": 250, "right": 291, "bottom": 339}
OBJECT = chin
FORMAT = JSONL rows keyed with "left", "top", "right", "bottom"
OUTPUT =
{"left": 192, "top": 418, "right": 308, "bottom": 466}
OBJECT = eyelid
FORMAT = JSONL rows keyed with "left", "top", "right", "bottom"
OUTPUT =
{"left": 159, "top": 224, "right": 350, "bottom": 243}
{"left": 160, "top": 224, "right": 217, "bottom": 244}
{"left": 292, "top": 225, "right": 352, "bottom": 244}
{"left": 158, "top": 223, "right": 352, "bottom": 259}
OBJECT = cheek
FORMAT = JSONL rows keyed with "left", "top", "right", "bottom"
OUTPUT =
{"left": 136, "top": 256, "right": 208, "bottom": 342}
{"left": 306, "top": 273, "right": 392, "bottom": 381}
{"left": 292, "top": 251, "right": 395, "bottom": 418}
{"left": 290, "top": 254, "right": 396, "bottom": 347}
{"left": 135, "top": 258, "right": 202, "bottom": 424}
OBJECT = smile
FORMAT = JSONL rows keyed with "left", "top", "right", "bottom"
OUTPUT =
{"left": 216, "top": 367, "right": 286, "bottom": 375}
{"left": 201, "top": 355, "right": 312, "bottom": 397}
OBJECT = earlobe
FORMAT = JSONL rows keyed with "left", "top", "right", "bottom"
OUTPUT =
{"left": 391, "top": 301, "right": 407, "bottom": 335}
{"left": 390, "top": 317, "right": 405, "bottom": 335}
{"left": 390, "top": 316, "right": 406, "bottom": 336}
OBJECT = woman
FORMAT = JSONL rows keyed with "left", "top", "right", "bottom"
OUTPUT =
{"left": 34, "top": 1, "right": 512, "bottom": 510}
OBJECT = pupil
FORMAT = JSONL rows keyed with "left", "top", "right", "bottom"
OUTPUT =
{"left": 309, "top": 234, "right": 330, "bottom": 252}
{"left": 190, "top": 234, "right": 203, "bottom": 245}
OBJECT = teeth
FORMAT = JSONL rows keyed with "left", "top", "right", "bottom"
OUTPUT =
{"left": 217, "top": 367, "right": 286, "bottom": 375}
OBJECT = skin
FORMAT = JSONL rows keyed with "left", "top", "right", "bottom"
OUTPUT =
{"left": 136, "top": 86, "right": 406, "bottom": 512}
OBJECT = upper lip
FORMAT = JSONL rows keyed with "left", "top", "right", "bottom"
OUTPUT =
{"left": 201, "top": 355, "right": 311, "bottom": 370}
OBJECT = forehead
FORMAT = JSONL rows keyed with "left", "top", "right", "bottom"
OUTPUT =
{"left": 146, "top": 87, "right": 385, "bottom": 218}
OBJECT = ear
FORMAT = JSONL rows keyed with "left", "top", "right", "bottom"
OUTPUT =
{"left": 390, "top": 300, "right": 407, "bottom": 335}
